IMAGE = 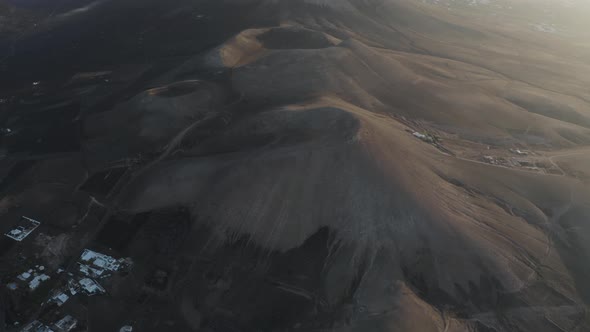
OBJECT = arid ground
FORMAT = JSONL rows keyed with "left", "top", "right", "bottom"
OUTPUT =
{"left": 1, "top": 0, "right": 590, "bottom": 331}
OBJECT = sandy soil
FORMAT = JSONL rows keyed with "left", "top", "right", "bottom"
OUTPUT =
{"left": 2, "top": 0, "right": 590, "bottom": 331}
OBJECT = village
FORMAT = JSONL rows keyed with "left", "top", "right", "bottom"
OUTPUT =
{"left": 4, "top": 218, "right": 134, "bottom": 332}
{"left": 406, "top": 121, "right": 566, "bottom": 176}
{"left": 0, "top": 48, "right": 218, "bottom": 329}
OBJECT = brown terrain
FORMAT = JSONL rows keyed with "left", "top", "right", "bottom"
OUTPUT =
{"left": 1, "top": 0, "right": 590, "bottom": 331}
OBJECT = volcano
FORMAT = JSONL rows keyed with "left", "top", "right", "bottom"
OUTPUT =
{"left": 1, "top": 0, "right": 590, "bottom": 331}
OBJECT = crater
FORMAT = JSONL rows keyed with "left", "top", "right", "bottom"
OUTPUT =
{"left": 257, "top": 27, "right": 336, "bottom": 50}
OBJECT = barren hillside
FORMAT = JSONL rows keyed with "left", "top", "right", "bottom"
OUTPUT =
{"left": 1, "top": 0, "right": 590, "bottom": 331}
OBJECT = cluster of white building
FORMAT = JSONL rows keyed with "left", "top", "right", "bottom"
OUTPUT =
{"left": 14, "top": 249, "right": 132, "bottom": 330}
{"left": 21, "top": 315, "right": 77, "bottom": 332}
{"left": 15, "top": 265, "right": 50, "bottom": 291}
{"left": 412, "top": 131, "right": 435, "bottom": 143}
{"left": 78, "top": 249, "right": 128, "bottom": 278}
{"left": 55, "top": 249, "right": 130, "bottom": 299}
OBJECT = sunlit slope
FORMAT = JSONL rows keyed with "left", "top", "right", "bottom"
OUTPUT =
{"left": 74, "top": 0, "right": 590, "bottom": 330}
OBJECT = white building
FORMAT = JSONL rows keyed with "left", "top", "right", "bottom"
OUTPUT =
{"left": 54, "top": 315, "right": 77, "bottom": 332}
{"left": 50, "top": 292, "right": 70, "bottom": 306}
{"left": 21, "top": 320, "right": 54, "bottom": 332}
{"left": 78, "top": 278, "right": 105, "bottom": 295}
{"left": 29, "top": 274, "right": 50, "bottom": 290}
{"left": 80, "top": 249, "right": 122, "bottom": 272}
{"left": 15, "top": 266, "right": 50, "bottom": 291}
{"left": 5, "top": 216, "right": 41, "bottom": 241}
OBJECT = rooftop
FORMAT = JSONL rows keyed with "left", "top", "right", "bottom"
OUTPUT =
{"left": 80, "top": 249, "right": 122, "bottom": 272}
{"left": 29, "top": 274, "right": 50, "bottom": 290}
{"left": 50, "top": 292, "right": 70, "bottom": 307}
{"left": 54, "top": 315, "right": 77, "bottom": 332}
{"left": 4, "top": 216, "right": 41, "bottom": 242}
{"left": 21, "top": 320, "right": 54, "bottom": 332}
{"left": 78, "top": 278, "right": 105, "bottom": 295}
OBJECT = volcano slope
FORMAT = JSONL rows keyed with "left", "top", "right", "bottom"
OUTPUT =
{"left": 106, "top": 1, "right": 590, "bottom": 330}
{"left": 4, "top": 0, "right": 590, "bottom": 331}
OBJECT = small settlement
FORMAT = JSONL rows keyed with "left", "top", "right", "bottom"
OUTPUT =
{"left": 6, "top": 248, "right": 132, "bottom": 331}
